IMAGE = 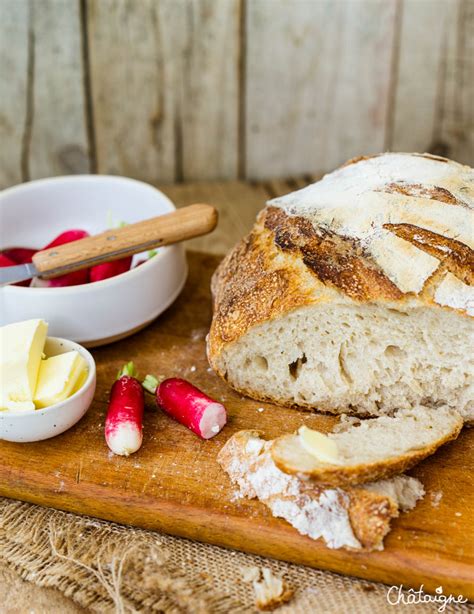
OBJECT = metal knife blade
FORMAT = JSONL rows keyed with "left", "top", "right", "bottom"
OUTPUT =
{"left": 0, "top": 262, "right": 39, "bottom": 286}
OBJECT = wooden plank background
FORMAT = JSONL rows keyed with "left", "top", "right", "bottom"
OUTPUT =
{"left": 0, "top": 0, "right": 472, "bottom": 190}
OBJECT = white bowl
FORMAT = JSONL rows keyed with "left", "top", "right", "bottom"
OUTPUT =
{"left": 0, "top": 175, "right": 187, "bottom": 346}
{"left": 0, "top": 336, "right": 96, "bottom": 442}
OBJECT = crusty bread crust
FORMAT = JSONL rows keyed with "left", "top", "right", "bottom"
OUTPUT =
{"left": 270, "top": 412, "right": 463, "bottom": 486}
{"left": 346, "top": 488, "right": 398, "bottom": 551}
{"left": 209, "top": 207, "right": 473, "bottom": 368}
{"left": 208, "top": 154, "right": 473, "bottom": 414}
{"left": 207, "top": 212, "right": 471, "bottom": 414}
{"left": 218, "top": 430, "right": 399, "bottom": 551}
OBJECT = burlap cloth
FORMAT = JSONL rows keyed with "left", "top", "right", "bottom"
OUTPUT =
{"left": 0, "top": 497, "right": 472, "bottom": 613}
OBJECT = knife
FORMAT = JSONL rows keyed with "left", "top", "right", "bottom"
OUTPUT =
{"left": 0, "top": 204, "right": 217, "bottom": 286}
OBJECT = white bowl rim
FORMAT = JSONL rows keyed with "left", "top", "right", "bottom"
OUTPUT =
{"left": 0, "top": 174, "right": 178, "bottom": 294}
{"left": 2, "top": 336, "right": 97, "bottom": 418}
{"left": 0, "top": 173, "right": 172, "bottom": 201}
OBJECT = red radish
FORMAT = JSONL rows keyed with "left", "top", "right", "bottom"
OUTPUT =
{"left": 31, "top": 268, "right": 89, "bottom": 288}
{"left": 0, "top": 253, "right": 16, "bottom": 267}
{"left": 144, "top": 375, "right": 227, "bottom": 439}
{"left": 2, "top": 247, "right": 36, "bottom": 263}
{"left": 89, "top": 256, "right": 132, "bottom": 283}
{"left": 36, "top": 228, "right": 90, "bottom": 287}
{"left": 44, "top": 229, "right": 89, "bottom": 249}
{"left": 105, "top": 362, "right": 144, "bottom": 456}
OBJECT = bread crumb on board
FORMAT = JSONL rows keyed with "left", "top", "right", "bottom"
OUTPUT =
{"left": 230, "top": 490, "right": 244, "bottom": 503}
{"left": 241, "top": 567, "right": 294, "bottom": 611}
{"left": 240, "top": 565, "right": 260, "bottom": 583}
{"left": 430, "top": 490, "right": 443, "bottom": 507}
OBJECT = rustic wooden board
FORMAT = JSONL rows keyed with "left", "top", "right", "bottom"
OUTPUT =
{"left": 2, "top": 1, "right": 473, "bottom": 189}
{"left": 28, "top": 0, "right": 90, "bottom": 179}
{"left": 435, "top": 0, "right": 474, "bottom": 165}
{"left": 0, "top": 0, "right": 90, "bottom": 188}
{"left": 160, "top": 179, "right": 269, "bottom": 255}
{"left": 87, "top": 0, "right": 240, "bottom": 183}
{"left": 87, "top": 0, "right": 175, "bottom": 182}
{"left": 1, "top": 251, "right": 473, "bottom": 599}
{"left": 0, "top": 0, "right": 29, "bottom": 189}
{"left": 244, "top": 0, "right": 398, "bottom": 179}
{"left": 389, "top": 0, "right": 449, "bottom": 154}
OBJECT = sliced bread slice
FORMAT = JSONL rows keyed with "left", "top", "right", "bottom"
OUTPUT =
{"left": 218, "top": 430, "right": 425, "bottom": 551}
{"left": 270, "top": 406, "right": 462, "bottom": 486}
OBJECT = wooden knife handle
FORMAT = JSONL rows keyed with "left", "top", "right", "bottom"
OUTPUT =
{"left": 33, "top": 203, "right": 218, "bottom": 278}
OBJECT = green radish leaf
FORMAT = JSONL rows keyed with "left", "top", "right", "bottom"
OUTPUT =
{"left": 117, "top": 361, "right": 138, "bottom": 380}
{"left": 142, "top": 374, "right": 161, "bottom": 394}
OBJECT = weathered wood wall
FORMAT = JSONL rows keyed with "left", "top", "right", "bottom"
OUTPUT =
{"left": 0, "top": 0, "right": 472, "bottom": 189}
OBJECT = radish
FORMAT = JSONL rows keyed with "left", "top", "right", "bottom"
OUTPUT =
{"left": 44, "top": 229, "right": 89, "bottom": 249}
{"left": 143, "top": 375, "right": 227, "bottom": 439}
{"left": 34, "top": 229, "right": 90, "bottom": 287}
{"left": 31, "top": 268, "right": 89, "bottom": 288}
{"left": 105, "top": 362, "right": 144, "bottom": 456}
{"left": 2, "top": 247, "right": 36, "bottom": 263}
{"left": 89, "top": 256, "right": 132, "bottom": 283}
{"left": 0, "top": 253, "right": 16, "bottom": 267}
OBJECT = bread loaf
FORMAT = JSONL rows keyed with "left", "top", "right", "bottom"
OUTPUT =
{"left": 208, "top": 153, "right": 474, "bottom": 419}
{"left": 218, "top": 430, "right": 425, "bottom": 551}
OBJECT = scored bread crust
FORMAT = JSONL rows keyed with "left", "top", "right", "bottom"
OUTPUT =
{"left": 217, "top": 430, "right": 405, "bottom": 551}
{"left": 208, "top": 153, "right": 473, "bottom": 414}
{"left": 270, "top": 409, "right": 463, "bottom": 486}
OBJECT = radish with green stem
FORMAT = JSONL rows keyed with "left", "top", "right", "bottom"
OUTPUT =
{"left": 143, "top": 375, "right": 227, "bottom": 439}
{"left": 105, "top": 362, "right": 144, "bottom": 456}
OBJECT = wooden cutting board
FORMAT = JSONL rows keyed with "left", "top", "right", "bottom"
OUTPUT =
{"left": 1, "top": 251, "right": 473, "bottom": 599}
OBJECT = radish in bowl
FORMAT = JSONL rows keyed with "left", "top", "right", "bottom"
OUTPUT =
{"left": 0, "top": 175, "right": 187, "bottom": 346}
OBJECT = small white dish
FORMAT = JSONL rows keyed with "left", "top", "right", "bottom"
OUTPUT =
{"left": 0, "top": 336, "right": 96, "bottom": 442}
{"left": 0, "top": 175, "right": 188, "bottom": 346}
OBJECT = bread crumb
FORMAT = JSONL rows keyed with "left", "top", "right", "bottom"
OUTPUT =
{"left": 191, "top": 328, "right": 207, "bottom": 341}
{"left": 240, "top": 565, "right": 260, "bottom": 583}
{"left": 230, "top": 490, "right": 244, "bottom": 503}
{"left": 333, "top": 415, "right": 361, "bottom": 433}
{"left": 253, "top": 568, "right": 294, "bottom": 611}
{"left": 55, "top": 480, "right": 65, "bottom": 493}
{"left": 430, "top": 490, "right": 443, "bottom": 507}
